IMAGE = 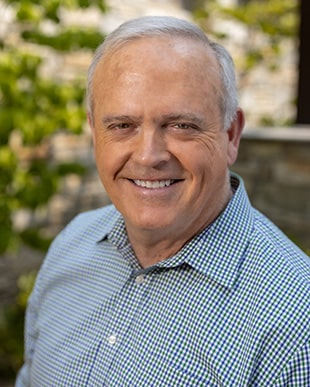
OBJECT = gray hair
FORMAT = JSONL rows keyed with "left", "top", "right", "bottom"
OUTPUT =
{"left": 87, "top": 16, "right": 239, "bottom": 130}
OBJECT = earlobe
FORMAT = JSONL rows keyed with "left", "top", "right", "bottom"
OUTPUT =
{"left": 227, "top": 108, "right": 245, "bottom": 166}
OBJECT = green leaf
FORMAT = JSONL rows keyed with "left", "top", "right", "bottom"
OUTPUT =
{"left": 22, "top": 28, "right": 105, "bottom": 51}
{"left": 56, "top": 162, "right": 87, "bottom": 176}
{"left": 19, "top": 229, "right": 53, "bottom": 251}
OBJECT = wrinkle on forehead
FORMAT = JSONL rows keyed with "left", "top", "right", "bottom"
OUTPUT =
{"left": 92, "top": 36, "right": 223, "bottom": 117}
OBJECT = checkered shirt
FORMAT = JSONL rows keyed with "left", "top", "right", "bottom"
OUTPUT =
{"left": 16, "top": 174, "right": 310, "bottom": 386}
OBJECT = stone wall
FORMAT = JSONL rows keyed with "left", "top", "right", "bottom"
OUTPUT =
{"left": 232, "top": 127, "right": 310, "bottom": 250}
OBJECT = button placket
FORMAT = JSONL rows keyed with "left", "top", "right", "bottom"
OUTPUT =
{"left": 103, "top": 271, "right": 155, "bottom": 385}
{"left": 104, "top": 274, "right": 149, "bottom": 350}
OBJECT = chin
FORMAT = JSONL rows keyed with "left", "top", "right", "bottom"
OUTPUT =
{"left": 130, "top": 215, "right": 172, "bottom": 232}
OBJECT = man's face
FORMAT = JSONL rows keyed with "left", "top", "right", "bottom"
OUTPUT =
{"left": 90, "top": 37, "right": 243, "bottom": 241}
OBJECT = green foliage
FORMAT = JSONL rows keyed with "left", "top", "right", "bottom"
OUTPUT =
{"left": 223, "top": 0, "right": 297, "bottom": 71}
{"left": 22, "top": 28, "right": 105, "bottom": 51}
{"left": 194, "top": 0, "right": 298, "bottom": 66}
{"left": 0, "top": 272, "right": 36, "bottom": 378}
{"left": 194, "top": 0, "right": 298, "bottom": 125}
{"left": 10, "top": 0, "right": 107, "bottom": 23}
{"left": 0, "top": 0, "right": 106, "bottom": 379}
{"left": 194, "top": 0, "right": 298, "bottom": 37}
{"left": 220, "top": 0, "right": 297, "bottom": 37}
{"left": 0, "top": 0, "right": 106, "bottom": 254}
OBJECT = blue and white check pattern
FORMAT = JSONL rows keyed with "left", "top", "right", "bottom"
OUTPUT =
{"left": 16, "top": 174, "right": 310, "bottom": 386}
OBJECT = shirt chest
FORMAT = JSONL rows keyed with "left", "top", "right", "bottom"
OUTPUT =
{"left": 30, "top": 260, "right": 259, "bottom": 386}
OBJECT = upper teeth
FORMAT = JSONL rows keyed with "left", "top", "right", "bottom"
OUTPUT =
{"left": 133, "top": 179, "right": 174, "bottom": 188}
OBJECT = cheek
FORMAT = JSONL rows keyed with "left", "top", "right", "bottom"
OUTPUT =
{"left": 93, "top": 134, "right": 113, "bottom": 173}
{"left": 178, "top": 137, "right": 227, "bottom": 175}
{"left": 93, "top": 136, "right": 129, "bottom": 183}
{"left": 201, "top": 133, "right": 230, "bottom": 167}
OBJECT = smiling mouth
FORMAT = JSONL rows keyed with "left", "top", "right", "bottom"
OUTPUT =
{"left": 132, "top": 179, "right": 176, "bottom": 189}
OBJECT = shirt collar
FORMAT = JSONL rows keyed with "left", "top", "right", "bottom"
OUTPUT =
{"left": 180, "top": 174, "right": 254, "bottom": 288}
{"left": 97, "top": 173, "right": 254, "bottom": 288}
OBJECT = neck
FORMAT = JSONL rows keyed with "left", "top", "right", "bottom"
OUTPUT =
{"left": 126, "top": 230, "right": 187, "bottom": 268}
{"left": 126, "top": 187, "right": 233, "bottom": 268}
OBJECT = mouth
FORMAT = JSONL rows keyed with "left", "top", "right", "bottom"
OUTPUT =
{"left": 131, "top": 179, "right": 177, "bottom": 189}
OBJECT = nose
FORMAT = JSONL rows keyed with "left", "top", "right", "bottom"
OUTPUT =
{"left": 131, "top": 126, "right": 170, "bottom": 167}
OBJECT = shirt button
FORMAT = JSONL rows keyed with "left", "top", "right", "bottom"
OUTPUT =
{"left": 135, "top": 275, "right": 145, "bottom": 284}
{"left": 107, "top": 335, "right": 117, "bottom": 345}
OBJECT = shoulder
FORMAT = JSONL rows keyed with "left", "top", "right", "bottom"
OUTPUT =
{"left": 69, "top": 204, "right": 120, "bottom": 229}
{"left": 39, "top": 204, "right": 120, "bottom": 270}
{"left": 239, "top": 206, "right": 309, "bottom": 321}
{"left": 238, "top": 209, "right": 309, "bottom": 382}
{"left": 251, "top": 208, "right": 310, "bottom": 278}
{"left": 55, "top": 204, "right": 120, "bottom": 243}
{"left": 245, "top": 209, "right": 310, "bottom": 301}
{"left": 243, "top": 208, "right": 309, "bottom": 329}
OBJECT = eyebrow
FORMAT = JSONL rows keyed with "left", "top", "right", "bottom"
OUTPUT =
{"left": 102, "top": 113, "right": 205, "bottom": 126}
{"left": 160, "top": 113, "right": 205, "bottom": 126}
{"left": 101, "top": 115, "right": 142, "bottom": 126}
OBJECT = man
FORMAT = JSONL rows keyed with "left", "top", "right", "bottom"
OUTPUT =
{"left": 16, "top": 16, "right": 309, "bottom": 386}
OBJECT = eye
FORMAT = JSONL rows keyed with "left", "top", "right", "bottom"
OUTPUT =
{"left": 107, "top": 122, "right": 134, "bottom": 131}
{"left": 115, "top": 123, "right": 132, "bottom": 129}
{"left": 174, "top": 123, "right": 191, "bottom": 130}
{"left": 170, "top": 122, "right": 199, "bottom": 132}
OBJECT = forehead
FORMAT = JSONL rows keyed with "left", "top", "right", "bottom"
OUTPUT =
{"left": 90, "top": 37, "right": 223, "bottom": 121}
{"left": 93, "top": 36, "right": 220, "bottom": 84}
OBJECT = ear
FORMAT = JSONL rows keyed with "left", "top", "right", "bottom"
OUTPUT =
{"left": 226, "top": 108, "right": 245, "bottom": 166}
{"left": 87, "top": 112, "right": 96, "bottom": 145}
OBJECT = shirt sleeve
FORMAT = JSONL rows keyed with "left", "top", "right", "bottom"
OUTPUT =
{"left": 15, "top": 281, "right": 40, "bottom": 387}
{"left": 15, "top": 216, "right": 79, "bottom": 386}
{"left": 274, "top": 340, "right": 310, "bottom": 386}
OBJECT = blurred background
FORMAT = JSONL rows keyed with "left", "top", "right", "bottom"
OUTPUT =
{"left": 0, "top": 0, "right": 309, "bottom": 384}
